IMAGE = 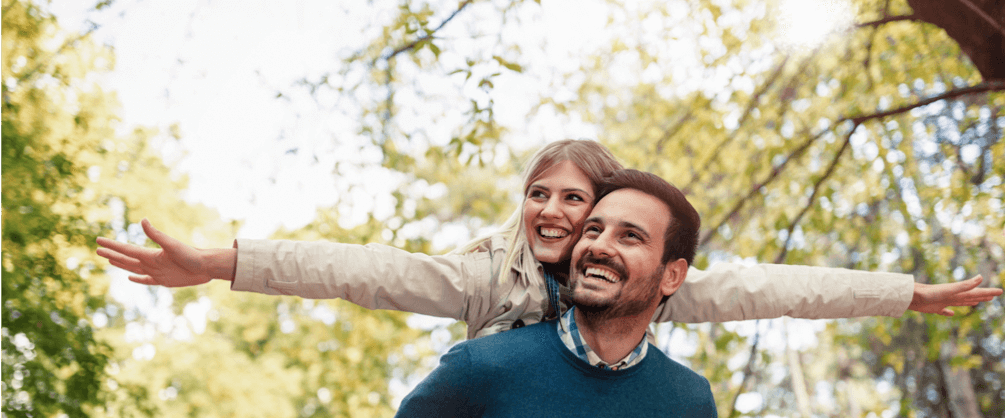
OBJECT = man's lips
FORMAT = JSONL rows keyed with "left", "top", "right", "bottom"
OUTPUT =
{"left": 584, "top": 266, "right": 620, "bottom": 283}
{"left": 576, "top": 254, "right": 628, "bottom": 285}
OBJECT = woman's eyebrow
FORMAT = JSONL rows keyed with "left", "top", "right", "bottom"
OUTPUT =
{"left": 563, "top": 187, "right": 591, "bottom": 196}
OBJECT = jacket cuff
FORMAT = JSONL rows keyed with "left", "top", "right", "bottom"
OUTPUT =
{"left": 868, "top": 272, "right": 914, "bottom": 317}
{"left": 230, "top": 238, "right": 267, "bottom": 294}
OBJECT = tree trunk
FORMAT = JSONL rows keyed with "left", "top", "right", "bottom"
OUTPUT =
{"left": 785, "top": 318, "right": 813, "bottom": 417}
{"left": 906, "top": 0, "right": 1005, "bottom": 81}
{"left": 939, "top": 342, "right": 982, "bottom": 418}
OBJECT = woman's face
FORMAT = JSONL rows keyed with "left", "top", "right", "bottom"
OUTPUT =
{"left": 522, "top": 160, "right": 596, "bottom": 264}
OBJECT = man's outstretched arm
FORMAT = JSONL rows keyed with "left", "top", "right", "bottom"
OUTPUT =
{"left": 909, "top": 275, "right": 1002, "bottom": 316}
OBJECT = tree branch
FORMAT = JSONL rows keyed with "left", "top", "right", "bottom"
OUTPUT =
{"left": 955, "top": 0, "right": 1005, "bottom": 37}
{"left": 685, "top": 55, "right": 793, "bottom": 190}
{"left": 654, "top": 96, "right": 700, "bottom": 154}
{"left": 17, "top": 20, "right": 100, "bottom": 85}
{"left": 857, "top": 14, "right": 918, "bottom": 28}
{"left": 701, "top": 82, "right": 1001, "bottom": 251}
{"left": 2, "top": 0, "right": 17, "bottom": 15}
{"left": 375, "top": 0, "right": 474, "bottom": 65}
{"left": 847, "top": 81, "right": 1005, "bottom": 125}
{"left": 774, "top": 122, "right": 858, "bottom": 264}
{"left": 699, "top": 128, "right": 824, "bottom": 248}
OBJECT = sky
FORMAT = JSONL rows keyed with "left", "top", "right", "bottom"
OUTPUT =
{"left": 48, "top": 0, "right": 852, "bottom": 409}
{"left": 48, "top": 0, "right": 849, "bottom": 240}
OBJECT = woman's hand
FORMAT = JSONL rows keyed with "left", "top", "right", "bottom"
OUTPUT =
{"left": 908, "top": 275, "right": 1002, "bottom": 316}
{"left": 96, "top": 219, "right": 236, "bottom": 287}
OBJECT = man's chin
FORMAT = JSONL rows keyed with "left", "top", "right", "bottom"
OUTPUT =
{"left": 570, "top": 293, "right": 612, "bottom": 313}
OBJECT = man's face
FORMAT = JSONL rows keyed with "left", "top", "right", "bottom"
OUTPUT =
{"left": 569, "top": 188, "right": 671, "bottom": 319}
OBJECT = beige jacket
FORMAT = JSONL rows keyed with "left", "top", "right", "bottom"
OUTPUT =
{"left": 231, "top": 235, "right": 914, "bottom": 340}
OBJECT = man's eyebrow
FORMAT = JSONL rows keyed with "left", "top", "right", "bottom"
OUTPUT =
{"left": 619, "top": 221, "right": 651, "bottom": 240}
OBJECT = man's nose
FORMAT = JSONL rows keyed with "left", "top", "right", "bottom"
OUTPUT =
{"left": 588, "top": 231, "right": 616, "bottom": 258}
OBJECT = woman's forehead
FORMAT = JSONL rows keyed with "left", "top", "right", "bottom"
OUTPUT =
{"left": 527, "top": 160, "right": 595, "bottom": 192}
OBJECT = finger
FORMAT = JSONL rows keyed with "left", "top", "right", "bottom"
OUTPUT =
{"left": 931, "top": 277, "right": 982, "bottom": 300}
{"left": 940, "top": 308, "right": 954, "bottom": 317}
{"left": 96, "top": 247, "right": 142, "bottom": 266}
{"left": 107, "top": 258, "right": 147, "bottom": 275}
{"left": 96, "top": 236, "right": 157, "bottom": 259}
{"left": 128, "top": 275, "right": 160, "bottom": 286}
{"left": 958, "top": 287, "right": 1003, "bottom": 299}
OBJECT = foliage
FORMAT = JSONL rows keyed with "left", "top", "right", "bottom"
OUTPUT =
{"left": 7, "top": 0, "right": 1002, "bottom": 417}
{"left": 3, "top": 1, "right": 226, "bottom": 415}
{"left": 294, "top": 0, "right": 1003, "bottom": 416}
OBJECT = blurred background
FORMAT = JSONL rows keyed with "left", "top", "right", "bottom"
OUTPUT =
{"left": 2, "top": 0, "right": 1003, "bottom": 416}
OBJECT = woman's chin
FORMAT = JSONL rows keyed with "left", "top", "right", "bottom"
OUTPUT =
{"left": 532, "top": 245, "right": 572, "bottom": 266}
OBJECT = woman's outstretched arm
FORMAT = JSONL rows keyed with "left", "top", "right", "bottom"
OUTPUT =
{"left": 96, "top": 219, "right": 236, "bottom": 287}
{"left": 96, "top": 220, "right": 521, "bottom": 338}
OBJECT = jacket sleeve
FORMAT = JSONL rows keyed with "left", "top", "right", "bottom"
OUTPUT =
{"left": 229, "top": 239, "right": 495, "bottom": 322}
{"left": 653, "top": 263, "right": 915, "bottom": 323}
{"left": 394, "top": 344, "right": 485, "bottom": 417}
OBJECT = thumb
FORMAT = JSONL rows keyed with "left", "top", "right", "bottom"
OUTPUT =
{"left": 939, "top": 275, "right": 982, "bottom": 296}
{"left": 141, "top": 219, "right": 181, "bottom": 250}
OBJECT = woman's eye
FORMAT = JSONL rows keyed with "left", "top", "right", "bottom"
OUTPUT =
{"left": 567, "top": 194, "right": 584, "bottom": 202}
{"left": 529, "top": 190, "right": 546, "bottom": 199}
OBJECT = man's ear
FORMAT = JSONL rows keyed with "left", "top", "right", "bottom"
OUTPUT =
{"left": 660, "top": 259, "right": 688, "bottom": 298}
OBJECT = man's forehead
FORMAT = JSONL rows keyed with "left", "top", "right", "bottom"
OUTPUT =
{"left": 589, "top": 189, "right": 671, "bottom": 231}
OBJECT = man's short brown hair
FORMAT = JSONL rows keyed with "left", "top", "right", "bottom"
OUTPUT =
{"left": 596, "top": 169, "right": 700, "bottom": 266}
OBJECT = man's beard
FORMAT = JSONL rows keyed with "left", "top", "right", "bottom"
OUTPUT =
{"left": 571, "top": 253, "right": 662, "bottom": 322}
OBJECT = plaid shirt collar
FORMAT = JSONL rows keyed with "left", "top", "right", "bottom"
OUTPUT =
{"left": 557, "top": 306, "right": 648, "bottom": 370}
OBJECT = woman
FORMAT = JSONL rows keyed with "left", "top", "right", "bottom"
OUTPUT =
{"left": 96, "top": 140, "right": 1000, "bottom": 339}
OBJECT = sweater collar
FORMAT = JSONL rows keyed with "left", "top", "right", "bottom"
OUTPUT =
{"left": 557, "top": 306, "right": 648, "bottom": 370}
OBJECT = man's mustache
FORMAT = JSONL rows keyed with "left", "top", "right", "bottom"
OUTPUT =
{"left": 575, "top": 252, "right": 629, "bottom": 282}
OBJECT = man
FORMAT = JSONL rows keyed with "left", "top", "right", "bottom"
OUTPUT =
{"left": 394, "top": 169, "right": 715, "bottom": 417}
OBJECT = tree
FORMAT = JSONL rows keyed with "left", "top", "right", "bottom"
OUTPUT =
{"left": 286, "top": 0, "right": 1002, "bottom": 416}
{"left": 2, "top": 1, "right": 222, "bottom": 415}
{"left": 23, "top": 0, "right": 1000, "bottom": 416}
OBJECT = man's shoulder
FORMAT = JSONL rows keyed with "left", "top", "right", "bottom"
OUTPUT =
{"left": 456, "top": 321, "right": 555, "bottom": 361}
{"left": 644, "top": 346, "right": 709, "bottom": 380}
{"left": 640, "top": 346, "right": 714, "bottom": 397}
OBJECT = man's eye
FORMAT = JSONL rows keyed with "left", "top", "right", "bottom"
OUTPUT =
{"left": 584, "top": 226, "right": 600, "bottom": 234}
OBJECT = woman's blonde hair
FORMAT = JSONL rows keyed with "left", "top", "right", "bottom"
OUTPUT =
{"left": 452, "top": 139, "right": 623, "bottom": 283}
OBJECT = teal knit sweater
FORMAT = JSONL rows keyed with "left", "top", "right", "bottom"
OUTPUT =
{"left": 395, "top": 320, "right": 717, "bottom": 417}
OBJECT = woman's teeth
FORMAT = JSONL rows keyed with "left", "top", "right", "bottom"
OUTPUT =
{"left": 539, "top": 227, "right": 568, "bottom": 238}
{"left": 585, "top": 267, "right": 619, "bottom": 283}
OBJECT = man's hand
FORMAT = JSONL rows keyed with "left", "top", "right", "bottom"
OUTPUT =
{"left": 96, "top": 219, "right": 236, "bottom": 287}
{"left": 908, "top": 275, "right": 1003, "bottom": 316}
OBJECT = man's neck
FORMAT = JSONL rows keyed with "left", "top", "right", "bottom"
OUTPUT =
{"left": 541, "top": 261, "right": 570, "bottom": 285}
{"left": 573, "top": 307, "right": 651, "bottom": 365}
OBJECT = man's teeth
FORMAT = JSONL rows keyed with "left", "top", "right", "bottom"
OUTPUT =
{"left": 585, "top": 267, "right": 619, "bottom": 283}
{"left": 540, "top": 227, "right": 568, "bottom": 238}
